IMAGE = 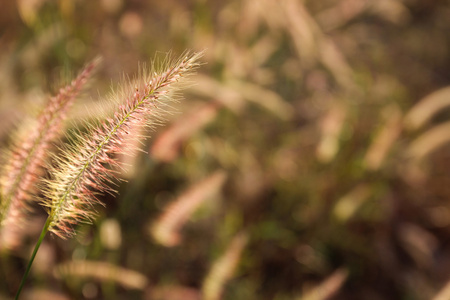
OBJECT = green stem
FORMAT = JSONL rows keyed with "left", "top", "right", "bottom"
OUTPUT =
{"left": 15, "top": 217, "right": 51, "bottom": 300}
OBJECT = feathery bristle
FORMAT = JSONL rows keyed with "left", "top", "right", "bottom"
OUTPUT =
{"left": 42, "top": 52, "right": 202, "bottom": 238}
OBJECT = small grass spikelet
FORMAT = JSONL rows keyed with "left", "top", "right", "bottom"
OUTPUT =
{"left": 42, "top": 52, "right": 202, "bottom": 238}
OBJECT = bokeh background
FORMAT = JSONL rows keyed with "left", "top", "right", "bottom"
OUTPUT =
{"left": 1, "top": 0, "right": 450, "bottom": 299}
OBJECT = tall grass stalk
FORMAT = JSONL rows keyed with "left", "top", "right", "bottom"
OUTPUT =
{"left": 14, "top": 51, "right": 202, "bottom": 299}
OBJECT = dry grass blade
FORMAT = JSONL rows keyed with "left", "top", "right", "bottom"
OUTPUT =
{"left": 147, "top": 285, "right": 201, "bottom": 300}
{"left": 406, "top": 121, "right": 450, "bottom": 160}
{"left": 433, "top": 280, "right": 450, "bottom": 300}
{"left": 333, "top": 184, "right": 371, "bottom": 222}
{"left": 202, "top": 232, "right": 248, "bottom": 300}
{"left": 397, "top": 223, "right": 438, "bottom": 268}
{"left": 229, "top": 80, "right": 294, "bottom": 120}
{"left": 54, "top": 260, "right": 148, "bottom": 290}
{"left": 316, "top": 0, "right": 367, "bottom": 31}
{"left": 299, "top": 268, "right": 348, "bottom": 300}
{"left": 363, "top": 104, "right": 403, "bottom": 170}
{"left": 404, "top": 86, "right": 450, "bottom": 130}
{"left": 316, "top": 103, "right": 347, "bottom": 163}
{"left": 280, "top": 0, "right": 355, "bottom": 91}
{"left": 151, "top": 102, "right": 220, "bottom": 162}
{"left": 151, "top": 170, "right": 227, "bottom": 246}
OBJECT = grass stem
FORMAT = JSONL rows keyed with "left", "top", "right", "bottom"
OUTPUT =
{"left": 14, "top": 217, "right": 51, "bottom": 300}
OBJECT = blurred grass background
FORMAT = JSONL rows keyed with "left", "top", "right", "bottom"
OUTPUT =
{"left": 1, "top": 0, "right": 450, "bottom": 299}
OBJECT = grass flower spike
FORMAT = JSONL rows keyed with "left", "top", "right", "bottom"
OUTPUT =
{"left": 43, "top": 51, "right": 202, "bottom": 238}
{"left": 0, "top": 60, "right": 98, "bottom": 250}
{"left": 14, "top": 52, "right": 202, "bottom": 299}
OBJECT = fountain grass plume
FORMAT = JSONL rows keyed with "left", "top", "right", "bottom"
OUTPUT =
{"left": 14, "top": 51, "right": 202, "bottom": 299}
{"left": 40, "top": 51, "right": 202, "bottom": 238}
